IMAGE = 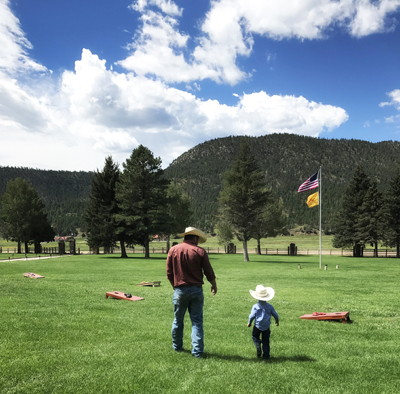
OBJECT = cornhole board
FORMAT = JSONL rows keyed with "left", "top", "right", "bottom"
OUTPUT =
{"left": 106, "top": 291, "right": 144, "bottom": 301}
{"left": 300, "top": 311, "right": 350, "bottom": 324}
{"left": 135, "top": 281, "right": 161, "bottom": 287}
{"left": 23, "top": 272, "right": 45, "bottom": 279}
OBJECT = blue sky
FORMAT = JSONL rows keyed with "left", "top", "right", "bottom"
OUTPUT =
{"left": 1, "top": 0, "right": 399, "bottom": 171}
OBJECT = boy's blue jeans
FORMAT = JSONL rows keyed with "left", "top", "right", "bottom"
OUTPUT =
{"left": 252, "top": 326, "right": 271, "bottom": 359}
{"left": 172, "top": 286, "right": 204, "bottom": 357}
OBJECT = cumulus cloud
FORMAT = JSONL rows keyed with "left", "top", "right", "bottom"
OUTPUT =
{"left": 0, "top": 44, "right": 349, "bottom": 170}
{"left": 118, "top": 0, "right": 400, "bottom": 85}
{"left": 0, "top": 0, "right": 47, "bottom": 73}
{"left": 1, "top": 0, "right": 396, "bottom": 171}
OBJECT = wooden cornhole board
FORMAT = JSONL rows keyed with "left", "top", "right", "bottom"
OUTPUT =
{"left": 300, "top": 311, "right": 350, "bottom": 324}
{"left": 106, "top": 291, "right": 144, "bottom": 301}
{"left": 135, "top": 281, "right": 161, "bottom": 287}
{"left": 23, "top": 272, "right": 45, "bottom": 279}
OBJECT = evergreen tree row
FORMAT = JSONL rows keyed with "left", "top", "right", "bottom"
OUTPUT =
{"left": 0, "top": 179, "right": 55, "bottom": 252}
{"left": 84, "top": 146, "right": 191, "bottom": 258}
{"left": 333, "top": 166, "right": 400, "bottom": 257}
{"left": 3, "top": 134, "right": 400, "bottom": 234}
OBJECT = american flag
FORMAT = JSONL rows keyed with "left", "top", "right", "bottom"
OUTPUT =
{"left": 298, "top": 172, "right": 319, "bottom": 193}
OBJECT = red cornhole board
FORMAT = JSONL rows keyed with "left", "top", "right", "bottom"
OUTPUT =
{"left": 23, "top": 272, "right": 45, "bottom": 279}
{"left": 300, "top": 311, "right": 350, "bottom": 324}
{"left": 106, "top": 291, "right": 144, "bottom": 301}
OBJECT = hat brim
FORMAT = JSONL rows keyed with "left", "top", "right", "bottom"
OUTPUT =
{"left": 178, "top": 228, "right": 207, "bottom": 244}
{"left": 249, "top": 287, "right": 275, "bottom": 301}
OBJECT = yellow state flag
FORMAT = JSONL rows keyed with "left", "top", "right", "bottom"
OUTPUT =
{"left": 306, "top": 191, "right": 319, "bottom": 208}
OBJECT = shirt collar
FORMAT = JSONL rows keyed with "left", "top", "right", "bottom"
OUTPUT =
{"left": 183, "top": 239, "right": 197, "bottom": 246}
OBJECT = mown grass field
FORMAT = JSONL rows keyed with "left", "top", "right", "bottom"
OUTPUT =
{"left": 1, "top": 253, "right": 399, "bottom": 393}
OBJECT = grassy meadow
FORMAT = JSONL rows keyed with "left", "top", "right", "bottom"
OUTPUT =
{"left": 1, "top": 253, "right": 399, "bottom": 393}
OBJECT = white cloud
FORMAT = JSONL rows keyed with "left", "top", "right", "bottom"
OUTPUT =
{"left": 0, "top": 0, "right": 48, "bottom": 73}
{"left": 380, "top": 89, "right": 400, "bottom": 110}
{"left": 0, "top": 43, "right": 349, "bottom": 170}
{"left": 349, "top": 0, "right": 400, "bottom": 37}
{"left": 385, "top": 115, "right": 400, "bottom": 123}
{"left": 118, "top": 0, "right": 400, "bottom": 85}
{"left": 129, "top": 0, "right": 182, "bottom": 16}
{"left": 199, "top": 92, "right": 349, "bottom": 137}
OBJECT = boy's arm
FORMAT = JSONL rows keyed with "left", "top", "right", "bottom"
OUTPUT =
{"left": 247, "top": 306, "right": 256, "bottom": 327}
{"left": 271, "top": 307, "right": 279, "bottom": 326}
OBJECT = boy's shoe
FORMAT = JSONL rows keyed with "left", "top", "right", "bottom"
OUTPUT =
{"left": 256, "top": 348, "right": 262, "bottom": 357}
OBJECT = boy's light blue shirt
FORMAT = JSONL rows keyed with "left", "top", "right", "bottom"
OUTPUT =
{"left": 248, "top": 300, "right": 279, "bottom": 331}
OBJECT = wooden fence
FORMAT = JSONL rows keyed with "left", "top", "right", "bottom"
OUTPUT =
{"left": 0, "top": 246, "right": 398, "bottom": 258}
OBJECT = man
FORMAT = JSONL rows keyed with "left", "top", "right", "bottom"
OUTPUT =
{"left": 166, "top": 227, "right": 217, "bottom": 358}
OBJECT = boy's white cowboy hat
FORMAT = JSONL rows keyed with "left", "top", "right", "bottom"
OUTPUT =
{"left": 178, "top": 227, "right": 207, "bottom": 244}
{"left": 249, "top": 285, "right": 275, "bottom": 301}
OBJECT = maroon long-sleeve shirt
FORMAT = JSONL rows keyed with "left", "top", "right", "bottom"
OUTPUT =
{"left": 166, "top": 240, "right": 216, "bottom": 287}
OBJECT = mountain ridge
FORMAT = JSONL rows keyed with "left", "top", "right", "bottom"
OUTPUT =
{"left": 2, "top": 134, "right": 400, "bottom": 234}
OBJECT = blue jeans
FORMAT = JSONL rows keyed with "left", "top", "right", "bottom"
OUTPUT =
{"left": 172, "top": 286, "right": 204, "bottom": 357}
{"left": 252, "top": 326, "right": 271, "bottom": 359}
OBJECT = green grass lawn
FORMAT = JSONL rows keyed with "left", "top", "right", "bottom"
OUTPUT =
{"left": 1, "top": 253, "right": 399, "bottom": 393}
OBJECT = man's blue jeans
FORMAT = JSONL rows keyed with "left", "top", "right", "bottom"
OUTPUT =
{"left": 172, "top": 286, "right": 204, "bottom": 357}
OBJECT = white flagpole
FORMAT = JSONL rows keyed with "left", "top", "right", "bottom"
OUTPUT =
{"left": 319, "top": 166, "right": 322, "bottom": 269}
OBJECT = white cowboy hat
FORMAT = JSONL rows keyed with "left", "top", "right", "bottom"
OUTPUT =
{"left": 249, "top": 285, "right": 275, "bottom": 301}
{"left": 178, "top": 227, "right": 207, "bottom": 244}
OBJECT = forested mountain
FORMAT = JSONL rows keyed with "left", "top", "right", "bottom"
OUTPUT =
{"left": 2, "top": 134, "right": 400, "bottom": 235}
{"left": 164, "top": 134, "right": 400, "bottom": 232}
{"left": 0, "top": 167, "right": 94, "bottom": 235}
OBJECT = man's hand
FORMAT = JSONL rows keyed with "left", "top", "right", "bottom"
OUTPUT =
{"left": 210, "top": 280, "right": 217, "bottom": 295}
{"left": 247, "top": 323, "right": 251, "bottom": 327}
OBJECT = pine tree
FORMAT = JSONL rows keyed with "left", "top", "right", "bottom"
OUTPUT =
{"left": 164, "top": 182, "right": 192, "bottom": 252}
{"left": 84, "top": 157, "right": 128, "bottom": 257}
{"left": 115, "top": 145, "right": 170, "bottom": 258}
{"left": 333, "top": 166, "right": 371, "bottom": 256}
{"left": 215, "top": 215, "right": 234, "bottom": 248}
{"left": 253, "top": 197, "right": 286, "bottom": 255}
{"left": 0, "top": 178, "right": 54, "bottom": 253}
{"left": 218, "top": 139, "right": 271, "bottom": 261}
{"left": 381, "top": 169, "right": 400, "bottom": 257}
{"left": 356, "top": 180, "right": 383, "bottom": 257}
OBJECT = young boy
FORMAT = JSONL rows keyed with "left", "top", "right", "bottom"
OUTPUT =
{"left": 247, "top": 285, "right": 279, "bottom": 360}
